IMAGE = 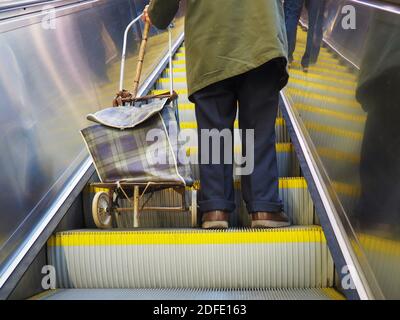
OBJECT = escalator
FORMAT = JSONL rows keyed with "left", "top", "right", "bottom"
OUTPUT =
{"left": 30, "top": 40, "right": 348, "bottom": 300}
{"left": 0, "top": 0, "right": 397, "bottom": 302}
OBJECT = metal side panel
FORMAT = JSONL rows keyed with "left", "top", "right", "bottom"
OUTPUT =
{"left": 31, "top": 288, "right": 345, "bottom": 300}
{"left": 47, "top": 227, "right": 334, "bottom": 289}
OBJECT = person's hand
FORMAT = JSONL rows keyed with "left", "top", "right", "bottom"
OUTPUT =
{"left": 142, "top": 5, "right": 152, "bottom": 25}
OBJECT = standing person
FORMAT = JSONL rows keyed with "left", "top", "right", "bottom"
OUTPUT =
{"left": 144, "top": 0, "right": 290, "bottom": 229}
{"left": 284, "top": 0, "right": 326, "bottom": 72}
{"left": 301, "top": 0, "right": 326, "bottom": 72}
{"left": 284, "top": 0, "right": 305, "bottom": 65}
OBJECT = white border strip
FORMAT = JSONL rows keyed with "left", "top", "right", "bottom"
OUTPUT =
{"left": 280, "top": 93, "right": 371, "bottom": 300}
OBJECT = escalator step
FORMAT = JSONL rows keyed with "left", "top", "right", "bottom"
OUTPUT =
{"left": 32, "top": 288, "right": 344, "bottom": 300}
{"left": 186, "top": 143, "right": 300, "bottom": 179}
{"left": 48, "top": 226, "right": 334, "bottom": 290}
{"left": 110, "top": 177, "right": 313, "bottom": 228}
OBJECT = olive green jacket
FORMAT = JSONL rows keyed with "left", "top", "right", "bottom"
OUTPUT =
{"left": 149, "top": 0, "right": 289, "bottom": 100}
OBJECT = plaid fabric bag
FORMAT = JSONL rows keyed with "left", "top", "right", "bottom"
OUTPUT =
{"left": 81, "top": 98, "right": 192, "bottom": 185}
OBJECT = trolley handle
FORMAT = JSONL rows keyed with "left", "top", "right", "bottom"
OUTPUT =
{"left": 115, "top": 14, "right": 175, "bottom": 107}
{"left": 132, "top": 20, "right": 151, "bottom": 98}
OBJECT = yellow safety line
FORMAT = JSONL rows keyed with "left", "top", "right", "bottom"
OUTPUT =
{"left": 322, "top": 288, "right": 346, "bottom": 300}
{"left": 48, "top": 226, "right": 326, "bottom": 247}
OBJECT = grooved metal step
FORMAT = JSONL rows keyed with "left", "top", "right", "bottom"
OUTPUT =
{"left": 32, "top": 288, "right": 344, "bottom": 300}
{"left": 47, "top": 226, "right": 334, "bottom": 290}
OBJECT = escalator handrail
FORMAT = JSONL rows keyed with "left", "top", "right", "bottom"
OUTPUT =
{"left": 349, "top": 0, "right": 400, "bottom": 14}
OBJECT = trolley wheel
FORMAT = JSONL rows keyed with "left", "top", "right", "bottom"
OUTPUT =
{"left": 92, "top": 191, "right": 113, "bottom": 229}
{"left": 191, "top": 189, "right": 198, "bottom": 227}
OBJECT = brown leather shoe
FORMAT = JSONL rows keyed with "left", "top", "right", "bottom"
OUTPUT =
{"left": 251, "top": 212, "right": 291, "bottom": 229}
{"left": 202, "top": 210, "right": 229, "bottom": 229}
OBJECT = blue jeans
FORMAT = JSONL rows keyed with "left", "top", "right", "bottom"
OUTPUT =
{"left": 284, "top": 0, "right": 305, "bottom": 63}
{"left": 302, "top": 0, "right": 327, "bottom": 68}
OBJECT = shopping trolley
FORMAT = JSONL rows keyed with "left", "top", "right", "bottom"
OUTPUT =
{"left": 81, "top": 17, "right": 197, "bottom": 229}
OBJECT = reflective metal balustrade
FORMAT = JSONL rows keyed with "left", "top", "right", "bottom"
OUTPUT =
{"left": 0, "top": 0, "right": 184, "bottom": 286}
{"left": 282, "top": 0, "right": 400, "bottom": 299}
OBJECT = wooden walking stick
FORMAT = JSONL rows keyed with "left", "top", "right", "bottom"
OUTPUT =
{"left": 132, "top": 20, "right": 151, "bottom": 98}
{"left": 113, "top": 20, "right": 151, "bottom": 107}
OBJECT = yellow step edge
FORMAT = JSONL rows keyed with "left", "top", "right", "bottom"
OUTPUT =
{"left": 88, "top": 178, "right": 308, "bottom": 197}
{"left": 289, "top": 69, "right": 356, "bottom": 87}
{"left": 48, "top": 226, "right": 326, "bottom": 247}
{"left": 159, "top": 77, "right": 187, "bottom": 83}
{"left": 332, "top": 181, "right": 361, "bottom": 197}
{"left": 317, "top": 147, "right": 360, "bottom": 164}
{"left": 234, "top": 177, "right": 308, "bottom": 190}
{"left": 186, "top": 143, "right": 293, "bottom": 156}
{"left": 153, "top": 89, "right": 188, "bottom": 96}
{"left": 178, "top": 103, "right": 195, "bottom": 110}
{"left": 172, "top": 60, "right": 186, "bottom": 64}
{"left": 289, "top": 78, "right": 355, "bottom": 96}
{"left": 174, "top": 56, "right": 346, "bottom": 72}
{"left": 289, "top": 63, "right": 356, "bottom": 79}
{"left": 292, "top": 53, "right": 338, "bottom": 64}
{"left": 305, "top": 121, "right": 363, "bottom": 140}
{"left": 180, "top": 118, "right": 285, "bottom": 130}
{"left": 294, "top": 59, "right": 349, "bottom": 71}
{"left": 286, "top": 87, "right": 360, "bottom": 109}
{"left": 165, "top": 67, "right": 186, "bottom": 73}
{"left": 295, "top": 103, "right": 366, "bottom": 123}
{"left": 357, "top": 233, "right": 400, "bottom": 257}
{"left": 322, "top": 288, "right": 346, "bottom": 300}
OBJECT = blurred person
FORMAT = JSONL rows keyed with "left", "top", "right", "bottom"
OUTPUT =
{"left": 284, "top": 0, "right": 304, "bottom": 65}
{"left": 143, "top": 0, "right": 290, "bottom": 229}
{"left": 284, "top": 0, "right": 327, "bottom": 72}
{"left": 355, "top": 10, "right": 400, "bottom": 237}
